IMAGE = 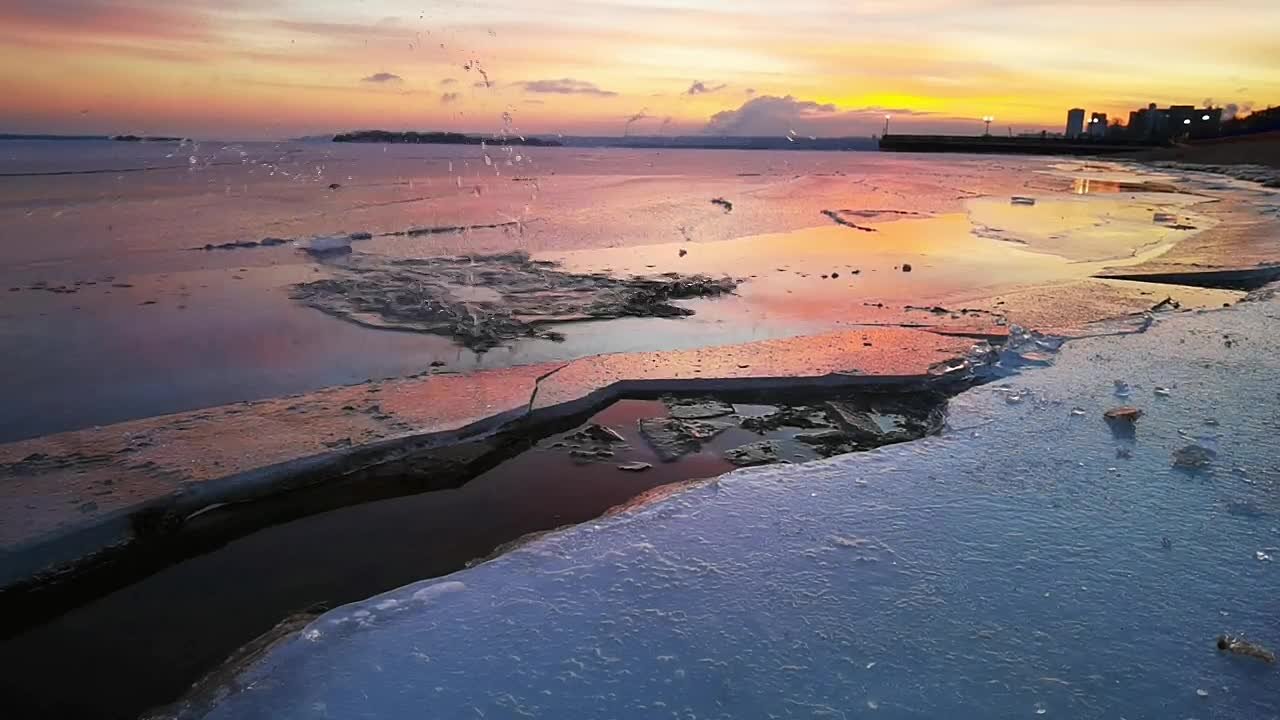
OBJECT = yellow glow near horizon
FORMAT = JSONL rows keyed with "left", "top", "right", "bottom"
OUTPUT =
{"left": 0, "top": 0, "right": 1276, "bottom": 138}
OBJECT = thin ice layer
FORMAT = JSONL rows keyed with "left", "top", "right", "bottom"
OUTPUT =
{"left": 187, "top": 297, "right": 1280, "bottom": 720}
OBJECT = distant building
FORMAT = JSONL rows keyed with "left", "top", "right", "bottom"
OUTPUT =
{"left": 1065, "top": 108, "right": 1085, "bottom": 139}
{"left": 1125, "top": 103, "right": 1222, "bottom": 141}
{"left": 1088, "top": 112, "right": 1108, "bottom": 138}
{"left": 1128, "top": 103, "right": 1163, "bottom": 140}
{"left": 1167, "top": 105, "right": 1222, "bottom": 139}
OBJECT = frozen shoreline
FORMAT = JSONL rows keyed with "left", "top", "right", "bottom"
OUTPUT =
{"left": 162, "top": 285, "right": 1280, "bottom": 720}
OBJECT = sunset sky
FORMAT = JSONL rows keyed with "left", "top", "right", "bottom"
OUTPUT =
{"left": 1, "top": 0, "right": 1276, "bottom": 139}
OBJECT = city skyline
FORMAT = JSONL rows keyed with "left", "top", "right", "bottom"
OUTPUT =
{"left": 1, "top": 0, "right": 1277, "bottom": 139}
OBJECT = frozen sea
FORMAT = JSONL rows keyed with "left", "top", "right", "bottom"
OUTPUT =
{"left": 0, "top": 139, "right": 1255, "bottom": 441}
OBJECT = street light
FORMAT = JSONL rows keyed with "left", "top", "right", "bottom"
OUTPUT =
{"left": 1183, "top": 118, "right": 1192, "bottom": 125}
{"left": 982, "top": 115, "right": 994, "bottom": 135}
{"left": 1201, "top": 114, "right": 1210, "bottom": 121}
{"left": 883, "top": 114, "right": 891, "bottom": 136}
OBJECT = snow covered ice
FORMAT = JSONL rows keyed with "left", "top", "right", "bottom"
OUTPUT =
{"left": 178, "top": 298, "right": 1280, "bottom": 720}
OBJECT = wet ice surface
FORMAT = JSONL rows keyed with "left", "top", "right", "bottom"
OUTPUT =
{"left": 186, "top": 298, "right": 1280, "bottom": 719}
{"left": 0, "top": 145, "right": 1266, "bottom": 440}
{"left": 1, "top": 143, "right": 1029, "bottom": 440}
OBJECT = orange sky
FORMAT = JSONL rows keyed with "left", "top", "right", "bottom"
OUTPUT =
{"left": 1, "top": 0, "right": 1276, "bottom": 138}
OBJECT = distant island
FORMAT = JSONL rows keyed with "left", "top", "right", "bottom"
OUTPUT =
{"left": 333, "top": 130, "right": 562, "bottom": 146}
{"left": 111, "top": 134, "right": 186, "bottom": 142}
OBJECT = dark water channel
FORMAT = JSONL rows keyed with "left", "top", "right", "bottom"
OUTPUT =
{"left": 0, "top": 392, "right": 944, "bottom": 720}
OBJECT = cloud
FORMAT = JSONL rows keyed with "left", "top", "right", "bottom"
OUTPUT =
{"left": 1, "top": 0, "right": 219, "bottom": 41}
{"left": 1223, "top": 101, "right": 1254, "bottom": 119}
{"left": 705, "top": 95, "right": 837, "bottom": 135}
{"left": 686, "top": 80, "right": 727, "bottom": 96}
{"left": 0, "top": 0, "right": 232, "bottom": 60}
{"left": 361, "top": 72, "right": 402, "bottom": 84}
{"left": 515, "top": 78, "right": 617, "bottom": 97}
{"left": 440, "top": 92, "right": 460, "bottom": 104}
{"left": 272, "top": 18, "right": 412, "bottom": 41}
{"left": 704, "top": 95, "right": 940, "bottom": 136}
{"left": 439, "top": 78, "right": 458, "bottom": 86}
{"left": 744, "top": 88, "right": 756, "bottom": 96}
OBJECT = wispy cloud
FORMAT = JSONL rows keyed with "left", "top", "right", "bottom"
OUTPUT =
{"left": 1, "top": 0, "right": 220, "bottom": 42}
{"left": 271, "top": 17, "right": 411, "bottom": 41}
{"left": 361, "top": 72, "right": 402, "bottom": 83}
{"left": 515, "top": 78, "right": 617, "bottom": 97}
{"left": 439, "top": 78, "right": 458, "bottom": 86}
{"left": 440, "top": 92, "right": 460, "bottom": 104}
{"left": 686, "top": 80, "right": 727, "bottom": 95}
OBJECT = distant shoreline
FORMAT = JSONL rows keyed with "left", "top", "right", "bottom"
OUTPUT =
{"left": 333, "top": 130, "right": 562, "bottom": 146}
{"left": 0, "top": 131, "right": 879, "bottom": 152}
{"left": 0, "top": 133, "right": 109, "bottom": 141}
{"left": 0, "top": 133, "right": 185, "bottom": 143}
{"left": 333, "top": 130, "right": 879, "bottom": 152}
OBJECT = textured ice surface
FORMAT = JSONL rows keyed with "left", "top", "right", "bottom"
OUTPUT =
{"left": 188, "top": 299, "right": 1280, "bottom": 720}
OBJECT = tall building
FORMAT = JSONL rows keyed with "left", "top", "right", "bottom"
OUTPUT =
{"left": 1065, "top": 108, "right": 1085, "bottom": 139}
{"left": 1088, "top": 112, "right": 1108, "bottom": 138}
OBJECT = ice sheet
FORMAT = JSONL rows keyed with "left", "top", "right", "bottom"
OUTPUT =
{"left": 182, "top": 296, "right": 1280, "bottom": 720}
